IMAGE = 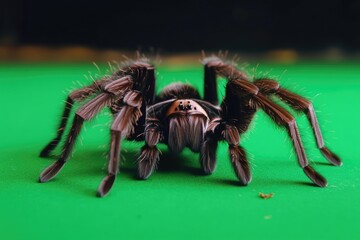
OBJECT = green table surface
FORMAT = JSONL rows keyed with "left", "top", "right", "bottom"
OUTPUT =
{"left": 0, "top": 60, "right": 359, "bottom": 240}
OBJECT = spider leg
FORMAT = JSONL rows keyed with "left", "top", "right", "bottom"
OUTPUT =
{"left": 135, "top": 100, "right": 175, "bottom": 179}
{"left": 40, "top": 60, "right": 157, "bottom": 196}
{"left": 136, "top": 119, "right": 162, "bottom": 179}
{"left": 222, "top": 92, "right": 257, "bottom": 186}
{"left": 223, "top": 124, "right": 252, "bottom": 185}
{"left": 203, "top": 60, "right": 219, "bottom": 105}
{"left": 40, "top": 82, "right": 103, "bottom": 157}
{"left": 40, "top": 76, "right": 133, "bottom": 183}
{"left": 205, "top": 58, "right": 328, "bottom": 187}
{"left": 201, "top": 119, "right": 251, "bottom": 183}
{"left": 97, "top": 130, "right": 121, "bottom": 197}
{"left": 97, "top": 64, "right": 156, "bottom": 196}
{"left": 39, "top": 93, "right": 113, "bottom": 183}
{"left": 202, "top": 59, "right": 257, "bottom": 184}
{"left": 97, "top": 91, "right": 143, "bottom": 197}
{"left": 128, "top": 66, "right": 156, "bottom": 140}
{"left": 200, "top": 119, "right": 219, "bottom": 174}
{"left": 203, "top": 57, "right": 250, "bottom": 105}
{"left": 253, "top": 93, "right": 327, "bottom": 187}
{"left": 254, "top": 79, "right": 341, "bottom": 166}
{"left": 200, "top": 135, "right": 218, "bottom": 175}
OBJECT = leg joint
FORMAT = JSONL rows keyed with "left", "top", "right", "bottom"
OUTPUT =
{"left": 223, "top": 124, "right": 240, "bottom": 146}
{"left": 254, "top": 79, "right": 280, "bottom": 94}
{"left": 145, "top": 128, "right": 161, "bottom": 147}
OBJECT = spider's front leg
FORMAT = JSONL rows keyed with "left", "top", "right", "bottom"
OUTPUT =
{"left": 202, "top": 58, "right": 254, "bottom": 183}
{"left": 136, "top": 119, "right": 162, "bottom": 179}
{"left": 97, "top": 64, "right": 156, "bottom": 197}
{"left": 200, "top": 121, "right": 219, "bottom": 175}
{"left": 97, "top": 90, "right": 144, "bottom": 197}
{"left": 201, "top": 119, "right": 252, "bottom": 184}
{"left": 135, "top": 99, "right": 174, "bottom": 180}
{"left": 224, "top": 124, "right": 252, "bottom": 184}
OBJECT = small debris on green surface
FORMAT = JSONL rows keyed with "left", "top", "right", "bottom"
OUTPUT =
{"left": 259, "top": 192, "right": 274, "bottom": 199}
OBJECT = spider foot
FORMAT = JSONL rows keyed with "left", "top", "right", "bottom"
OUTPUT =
{"left": 201, "top": 163, "right": 216, "bottom": 175}
{"left": 137, "top": 146, "right": 159, "bottom": 180}
{"left": 39, "top": 140, "right": 58, "bottom": 158}
{"left": 39, "top": 160, "right": 65, "bottom": 183}
{"left": 200, "top": 140, "right": 217, "bottom": 175}
{"left": 200, "top": 153, "right": 216, "bottom": 175}
{"left": 303, "top": 165, "right": 328, "bottom": 187}
{"left": 229, "top": 146, "right": 252, "bottom": 185}
{"left": 97, "top": 174, "right": 116, "bottom": 197}
{"left": 320, "top": 147, "right": 342, "bottom": 166}
{"left": 137, "top": 160, "right": 156, "bottom": 180}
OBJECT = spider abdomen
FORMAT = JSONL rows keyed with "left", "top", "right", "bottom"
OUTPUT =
{"left": 166, "top": 99, "right": 209, "bottom": 153}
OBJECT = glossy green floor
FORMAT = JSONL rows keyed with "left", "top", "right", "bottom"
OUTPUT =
{"left": 0, "top": 60, "right": 359, "bottom": 240}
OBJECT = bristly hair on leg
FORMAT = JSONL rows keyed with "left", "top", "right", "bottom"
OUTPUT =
{"left": 111, "top": 105, "right": 142, "bottom": 138}
{"left": 229, "top": 145, "right": 252, "bottom": 185}
{"left": 200, "top": 136, "right": 218, "bottom": 175}
{"left": 137, "top": 146, "right": 160, "bottom": 179}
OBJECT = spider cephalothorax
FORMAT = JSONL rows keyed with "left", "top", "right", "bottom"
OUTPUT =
{"left": 39, "top": 57, "right": 342, "bottom": 197}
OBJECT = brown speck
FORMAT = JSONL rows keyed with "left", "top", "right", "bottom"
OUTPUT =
{"left": 259, "top": 192, "right": 274, "bottom": 199}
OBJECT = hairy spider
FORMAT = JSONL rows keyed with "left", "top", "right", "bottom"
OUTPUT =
{"left": 39, "top": 57, "right": 342, "bottom": 197}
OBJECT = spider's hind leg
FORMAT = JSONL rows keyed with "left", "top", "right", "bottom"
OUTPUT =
{"left": 206, "top": 58, "right": 328, "bottom": 187}
{"left": 253, "top": 93, "right": 328, "bottom": 187}
{"left": 40, "top": 75, "right": 133, "bottom": 183}
{"left": 254, "top": 79, "right": 342, "bottom": 166}
{"left": 40, "top": 81, "right": 104, "bottom": 158}
{"left": 40, "top": 93, "right": 113, "bottom": 183}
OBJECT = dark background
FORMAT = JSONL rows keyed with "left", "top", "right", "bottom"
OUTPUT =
{"left": 1, "top": 0, "right": 360, "bottom": 52}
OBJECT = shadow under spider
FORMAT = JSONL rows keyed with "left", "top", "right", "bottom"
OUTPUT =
{"left": 39, "top": 148, "right": 323, "bottom": 188}
{"left": 119, "top": 148, "right": 204, "bottom": 178}
{"left": 211, "top": 179, "right": 244, "bottom": 187}
{"left": 313, "top": 161, "right": 334, "bottom": 166}
{"left": 157, "top": 151, "right": 204, "bottom": 175}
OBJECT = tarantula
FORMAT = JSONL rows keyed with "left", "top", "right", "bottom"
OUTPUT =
{"left": 39, "top": 57, "right": 342, "bottom": 197}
